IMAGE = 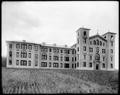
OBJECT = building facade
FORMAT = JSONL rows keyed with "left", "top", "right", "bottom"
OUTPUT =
{"left": 6, "top": 27, "right": 116, "bottom": 70}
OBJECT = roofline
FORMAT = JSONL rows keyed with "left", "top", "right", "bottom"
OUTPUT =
{"left": 76, "top": 27, "right": 91, "bottom": 32}
{"left": 102, "top": 32, "right": 116, "bottom": 36}
{"left": 89, "top": 35, "right": 107, "bottom": 42}
{"left": 6, "top": 40, "right": 74, "bottom": 49}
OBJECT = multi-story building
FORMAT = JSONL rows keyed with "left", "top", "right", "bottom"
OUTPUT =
{"left": 6, "top": 27, "right": 116, "bottom": 70}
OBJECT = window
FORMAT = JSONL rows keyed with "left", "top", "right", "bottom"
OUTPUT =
{"left": 111, "top": 35, "right": 114, "bottom": 40}
{"left": 9, "top": 60, "right": 12, "bottom": 65}
{"left": 49, "top": 48, "right": 52, "bottom": 52}
{"left": 102, "top": 49, "right": 106, "bottom": 53}
{"left": 41, "top": 62, "right": 47, "bottom": 67}
{"left": 16, "top": 44, "right": 20, "bottom": 49}
{"left": 20, "top": 60, "right": 27, "bottom": 66}
{"left": 111, "top": 49, "right": 113, "bottom": 53}
{"left": 83, "top": 62, "right": 86, "bottom": 67}
{"left": 84, "top": 31, "right": 86, "bottom": 36}
{"left": 103, "top": 56, "right": 105, "bottom": 61}
{"left": 104, "top": 36, "right": 106, "bottom": 38}
{"left": 42, "top": 54, "right": 47, "bottom": 60}
{"left": 16, "top": 60, "right": 19, "bottom": 65}
{"left": 41, "top": 47, "right": 48, "bottom": 52}
{"left": 77, "top": 62, "right": 79, "bottom": 67}
{"left": 64, "top": 63, "right": 69, "bottom": 68}
{"left": 16, "top": 52, "right": 19, "bottom": 58}
{"left": 64, "top": 57, "right": 69, "bottom": 61}
{"left": 90, "top": 41, "right": 92, "bottom": 45}
{"left": 9, "top": 44, "right": 12, "bottom": 49}
{"left": 35, "top": 45, "right": 38, "bottom": 51}
{"left": 84, "top": 54, "right": 86, "bottom": 60}
{"left": 72, "top": 64, "right": 74, "bottom": 68}
{"left": 49, "top": 56, "right": 51, "bottom": 60}
{"left": 75, "top": 64, "right": 76, "bottom": 68}
{"left": 90, "top": 55, "right": 92, "bottom": 60}
{"left": 83, "top": 46, "right": 86, "bottom": 51}
{"left": 21, "top": 44, "right": 26, "bottom": 49}
{"left": 21, "top": 52, "right": 27, "bottom": 58}
{"left": 68, "top": 50, "right": 70, "bottom": 54}
{"left": 23, "top": 60, "right": 27, "bottom": 66}
{"left": 75, "top": 57, "right": 76, "bottom": 61}
{"left": 53, "top": 63, "right": 59, "bottom": 68}
{"left": 35, "top": 61, "right": 38, "bottom": 66}
{"left": 100, "top": 41, "right": 102, "bottom": 46}
{"left": 9, "top": 51, "right": 12, "bottom": 57}
{"left": 64, "top": 49, "right": 70, "bottom": 54}
{"left": 49, "top": 62, "right": 52, "bottom": 67}
{"left": 83, "top": 39, "right": 86, "bottom": 44}
{"left": 53, "top": 56, "right": 59, "bottom": 61}
{"left": 89, "top": 62, "right": 92, "bottom": 67}
{"left": 61, "top": 49, "right": 63, "bottom": 53}
{"left": 94, "top": 40, "right": 96, "bottom": 45}
{"left": 96, "top": 47, "right": 99, "bottom": 53}
{"left": 77, "top": 47, "right": 79, "bottom": 51}
{"left": 28, "top": 60, "right": 31, "bottom": 66}
{"left": 28, "top": 45, "right": 32, "bottom": 50}
{"left": 111, "top": 64, "right": 113, "bottom": 68}
{"left": 111, "top": 42, "right": 113, "bottom": 46}
{"left": 29, "top": 53, "right": 31, "bottom": 58}
{"left": 89, "top": 47, "right": 93, "bottom": 52}
{"left": 103, "top": 43, "right": 105, "bottom": 46}
{"left": 102, "top": 63, "right": 105, "bottom": 68}
{"left": 96, "top": 39, "right": 99, "bottom": 45}
{"left": 77, "top": 38, "right": 79, "bottom": 44}
{"left": 111, "top": 56, "right": 113, "bottom": 61}
{"left": 60, "top": 63, "right": 63, "bottom": 68}
{"left": 35, "top": 54, "right": 38, "bottom": 59}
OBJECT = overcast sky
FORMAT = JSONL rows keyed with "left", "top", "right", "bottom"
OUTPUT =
{"left": 2, "top": 1, "right": 118, "bottom": 69}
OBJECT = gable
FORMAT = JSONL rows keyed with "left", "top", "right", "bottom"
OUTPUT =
{"left": 89, "top": 35, "right": 107, "bottom": 42}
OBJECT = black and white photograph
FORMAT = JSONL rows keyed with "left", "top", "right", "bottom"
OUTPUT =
{"left": 2, "top": 1, "right": 119, "bottom": 94}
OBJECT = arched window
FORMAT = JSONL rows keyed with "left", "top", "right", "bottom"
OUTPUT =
{"left": 94, "top": 40, "right": 96, "bottom": 45}
{"left": 97, "top": 39, "right": 99, "bottom": 45}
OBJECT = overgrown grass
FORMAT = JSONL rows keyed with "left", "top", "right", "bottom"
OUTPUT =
{"left": 2, "top": 67, "right": 118, "bottom": 94}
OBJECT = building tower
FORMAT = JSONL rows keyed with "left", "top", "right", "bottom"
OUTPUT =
{"left": 102, "top": 32, "right": 116, "bottom": 70}
{"left": 76, "top": 27, "right": 90, "bottom": 69}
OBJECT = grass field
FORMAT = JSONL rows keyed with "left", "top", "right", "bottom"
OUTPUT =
{"left": 2, "top": 67, "right": 118, "bottom": 94}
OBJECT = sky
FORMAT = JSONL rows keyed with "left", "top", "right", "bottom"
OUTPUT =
{"left": 2, "top": 1, "right": 119, "bottom": 69}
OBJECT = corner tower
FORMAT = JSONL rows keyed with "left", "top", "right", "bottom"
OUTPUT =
{"left": 102, "top": 32, "right": 116, "bottom": 70}
{"left": 76, "top": 27, "right": 90, "bottom": 69}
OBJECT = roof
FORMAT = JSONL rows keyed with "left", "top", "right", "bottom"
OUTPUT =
{"left": 71, "top": 43, "right": 77, "bottom": 48}
{"left": 76, "top": 27, "right": 90, "bottom": 32}
{"left": 89, "top": 34, "right": 107, "bottom": 42}
{"left": 6, "top": 40, "right": 73, "bottom": 49}
{"left": 102, "top": 32, "right": 116, "bottom": 36}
